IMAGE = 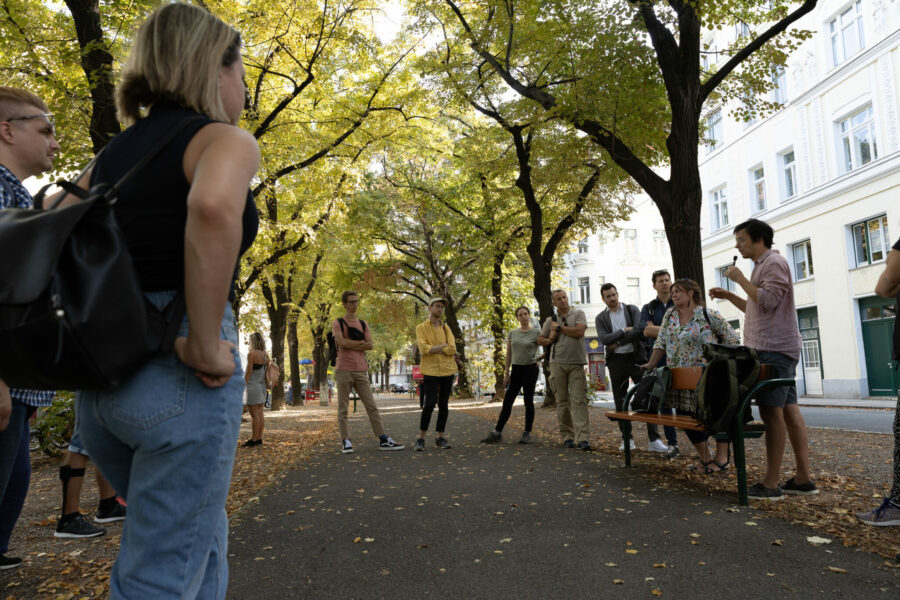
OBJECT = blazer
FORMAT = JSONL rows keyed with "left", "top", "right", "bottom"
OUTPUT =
{"left": 595, "top": 304, "right": 647, "bottom": 362}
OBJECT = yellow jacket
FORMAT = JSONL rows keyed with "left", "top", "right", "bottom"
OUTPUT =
{"left": 416, "top": 320, "right": 458, "bottom": 377}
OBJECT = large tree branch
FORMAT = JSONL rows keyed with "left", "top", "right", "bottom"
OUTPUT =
{"left": 701, "top": 0, "right": 818, "bottom": 103}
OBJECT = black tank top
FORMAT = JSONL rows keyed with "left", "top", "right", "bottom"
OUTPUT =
{"left": 90, "top": 103, "right": 258, "bottom": 297}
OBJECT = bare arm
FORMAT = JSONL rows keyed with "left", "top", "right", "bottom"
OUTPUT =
{"left": 875, "top": 249, "right": 900, "bottom": 298}
{"left": 0, "top": 380, "right": 10, "bottom": 431}
{"left": 504, "top": 338, "right": 512, "bottom": 384}
{"left": 560, "top": 322, "right": 587, "bottom": 337}
{"left": 708, "top": 288, "right": 748, "bottom": 312}
{"left": 244, "top": 350, "right": 254, "bottom": 383}
{"left": 640, "top": 348, "right": 665, "bottom": 371}
{"left": 175, "top": 126, "right": 260, "bottom": 387}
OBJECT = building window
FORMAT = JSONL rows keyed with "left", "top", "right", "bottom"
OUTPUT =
{"left": 710, "top": 186, "right": 728, "bottom": 231}
{"left": 578, "top": 277, "right": 590, "bottom": 305}
{"left": 829, "top": 1, "right": 864, "bottom": 67}
{"left": 750, "top": 166, "right": 766, "bottom": 213}
{"left": 771, "top": 66, "right": 787, "bottom": 104}
{"left": 741, "top": 93, "right": 756, "bottom": 128}
{"left": 736, "top": 22, "right": 751, "bottom": 39}
{"left": 717, "top": 266, "right": 736, "bottom": 292}
{"left": 839, "top": 105, "right": 877, "bottom": 172}
{"left": 597, "top": 235, "right": 605, "bottom": 254}
{"left": 852, "top": 215, "right": 891, "bottom": 266}
{"left": 577, "top": 239, "right": 589, "bottom": 254}
{"left": 701, "top": 41, "right": 717, "bottom": 72}
{"left": 780, "top": 149, "right": 797, "bottom": 201}
{"left": 624, "top": 229, "right": 637, "bottom": 254}
{"left": 626, "top": 277, "right": 640, "bottom": 305}
{"left": 791, "top": 240, "right": 814, "bottom": 280}
{"left": 652, "top": 229, "right": 666, "bottom": 255}
{"left": 705, "top": 109, "right": 723, "bottom": 152}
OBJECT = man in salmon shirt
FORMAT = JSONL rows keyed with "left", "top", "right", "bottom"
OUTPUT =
{"left": 333, "top": 291, "right": 404, "bottom": 454}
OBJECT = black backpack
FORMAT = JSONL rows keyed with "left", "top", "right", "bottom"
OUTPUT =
{"left": 694, "top": 343, "right": 761, "bottom": 433}
{"left": 0, "top": 120, "right": 196, "bottom": 390}
{"left": 327, "top": 318, "right": 367, "bottom": 366}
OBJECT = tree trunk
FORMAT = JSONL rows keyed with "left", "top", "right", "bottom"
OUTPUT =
{"left": 383, "top": 352, "right": 393, "bottom": 392}
{"left": 64, "top": 0, "right": 120, "bottom": 152}
{"left": 442, "top": 307, "right": 469, "bottom": 396}
{"left": 261, "top": 277, "right": 288, "bottom": 411}
{"left": 287, "top": 311, "right": 300, "bottom": 406}
{"left": 489, "top": 251, "right": 506, "bottom": 402}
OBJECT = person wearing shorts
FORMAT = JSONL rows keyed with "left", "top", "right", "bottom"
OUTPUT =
{"left": 709, "top": 218, "right": 816, "bottom": 501}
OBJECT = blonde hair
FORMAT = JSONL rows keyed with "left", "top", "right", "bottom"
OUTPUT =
{"left": 116, "top": 3, "right": 241, "bottom": 125}
{"left": 0, "top": 87, "right": 49, "bottom": 122}
{"left": 249, "top": 332, "right": 266, "bottom": 352}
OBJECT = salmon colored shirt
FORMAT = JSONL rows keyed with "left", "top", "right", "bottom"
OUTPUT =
{"left": 333, "top": 317, "right": 371, "bottom": 372}
{"left": 743, "top": 249, "right": 802, "bottom": 361}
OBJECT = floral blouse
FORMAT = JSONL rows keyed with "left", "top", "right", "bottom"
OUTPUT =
{"left": 653, "top": 306, "right": 740, "bottom": 368}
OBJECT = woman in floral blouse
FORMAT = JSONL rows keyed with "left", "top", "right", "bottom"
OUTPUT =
{"left": 641, "top": 278, "right": 740, "bottom": 473}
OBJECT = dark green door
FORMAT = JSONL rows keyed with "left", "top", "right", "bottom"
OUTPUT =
{"left": 859, "top": 296, "right": 899, "bottom": 396}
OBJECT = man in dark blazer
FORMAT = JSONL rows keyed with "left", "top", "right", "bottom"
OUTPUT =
{"left": 596, "top": 283, "right": 666, "bottom": 453}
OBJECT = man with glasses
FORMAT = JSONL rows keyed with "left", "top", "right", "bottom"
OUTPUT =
{"left": 639, "top": 269, "right": 680, "bottom": 458}
{"left": 333, "top": 291, "right": 404, "bottom": 454}
{"left": 0, "top": 87, "right": 60, "bottom": 569}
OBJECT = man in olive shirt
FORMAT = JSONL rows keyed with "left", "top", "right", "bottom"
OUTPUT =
{"left": 538, "top": 290, "right": 590, "bottom": 450}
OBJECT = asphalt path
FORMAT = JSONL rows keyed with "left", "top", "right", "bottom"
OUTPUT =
{"left": 227, "top": 403, "right": 898, "bottom": 598}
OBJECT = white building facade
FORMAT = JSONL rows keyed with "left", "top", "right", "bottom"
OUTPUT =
{"left": 700, "top": 0, "right": 900, "bottom": 398}
{"left": 562, "top": 197, "right": 674, "bottom": 389}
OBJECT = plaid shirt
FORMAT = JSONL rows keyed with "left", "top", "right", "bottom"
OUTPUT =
{"left": 0, "top": 164, "right": 55, "bottom": 407}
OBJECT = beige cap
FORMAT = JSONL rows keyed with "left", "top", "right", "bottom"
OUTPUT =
{"left": 428, "top": 296, "right": 445, "bottom": 306}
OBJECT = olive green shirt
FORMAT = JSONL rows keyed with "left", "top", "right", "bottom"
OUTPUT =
{"left": 508, "top": 328, "right": 540, "bottom": 365}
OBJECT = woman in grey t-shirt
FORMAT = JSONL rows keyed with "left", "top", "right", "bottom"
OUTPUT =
{"left": 481, "top": 306, "right": 542, "bottom": 444}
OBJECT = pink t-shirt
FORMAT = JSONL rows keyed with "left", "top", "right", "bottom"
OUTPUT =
{"left": 333, "top": 317, "right": 371, "bottom": 372}
{"left": 743, "top": 249, "right": 802, "bottom": 360}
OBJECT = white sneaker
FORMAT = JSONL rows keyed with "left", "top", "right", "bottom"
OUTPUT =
{"left": 618, "top": 439, "right": 637, "bottom": 452}
{"left": 341, "top": 439, "right": 354, "bottom": 454}
{"left": 648, "top": 439, "right": 668, "bottom": 453}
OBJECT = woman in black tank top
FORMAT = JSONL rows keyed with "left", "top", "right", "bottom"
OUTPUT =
{"left": 71, "top": 5, "right": 260, "bottom": 598}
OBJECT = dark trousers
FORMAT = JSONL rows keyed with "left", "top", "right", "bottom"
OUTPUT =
{"left": 0, "top": 401, "right": 34, "bottom": 553}
{"left": 608, "top": 353, "right": 659, "bottom": 442}
{"left": 420, "top": 374, "right": 453, "bottom": 432}
{"left": 495, "top": 364, "right": 539, "bottom": 433}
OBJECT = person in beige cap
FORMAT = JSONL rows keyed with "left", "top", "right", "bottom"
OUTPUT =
{"left": 413, "top": 297, "right": 458, "bottom": 451}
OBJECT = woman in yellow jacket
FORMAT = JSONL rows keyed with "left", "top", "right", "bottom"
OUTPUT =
{"left": 414, "top": 297, "right": 458, "bottom": 451}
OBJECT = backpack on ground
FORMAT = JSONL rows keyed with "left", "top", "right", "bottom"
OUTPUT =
{"left": 326, "top": 318, "right": 367, "bottom": 366}
{"left": 265, "top": 358, "right": 280, "bottom": 389}
{"left": 694, "top": 344, "right": 761, "bottom": 433}
{"left": 0, "top": 120, "right": 197, "bottom": 390}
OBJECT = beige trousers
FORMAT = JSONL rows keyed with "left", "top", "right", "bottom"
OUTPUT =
{"left": 335, "top": 369, "right": 385, "bottom": 440}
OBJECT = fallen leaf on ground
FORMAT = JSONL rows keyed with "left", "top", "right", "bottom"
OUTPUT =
{"left": 827, "top": 566, "right": 847, "bottom": 574}
{"left": 807, "top": 536, "right": 832, "bottom": 545}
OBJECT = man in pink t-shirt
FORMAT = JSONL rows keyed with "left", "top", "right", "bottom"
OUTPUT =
{"left": 710, "top": 218, "right": 815, "bottom": 501}
{"left": 333, "top": 291, "right": 404, "bottom": 454}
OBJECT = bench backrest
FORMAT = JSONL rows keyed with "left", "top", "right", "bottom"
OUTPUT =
{"left": 671, "top": 364, "right": 773, "bottom": 391}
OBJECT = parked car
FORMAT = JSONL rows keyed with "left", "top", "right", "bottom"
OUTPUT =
{"left": 390, "top": 383, "right": 408, "bottom": 393}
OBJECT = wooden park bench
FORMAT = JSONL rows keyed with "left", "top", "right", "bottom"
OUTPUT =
{"left": 605, "top": 364, "right": 794, "bottom": 505}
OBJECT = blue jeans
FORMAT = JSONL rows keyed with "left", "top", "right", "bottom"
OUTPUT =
{"left": 0, "top": 400, "right": 33, "bottom": 553}
{"left": 77, "top": 292, "right": 244, "bottom": 599}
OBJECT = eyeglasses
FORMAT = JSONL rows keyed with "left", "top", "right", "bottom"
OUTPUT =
{"left": 5, "top": 112, "right": 55, "bottom": 133}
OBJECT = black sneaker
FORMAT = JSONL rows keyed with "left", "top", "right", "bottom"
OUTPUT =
{"left": 414, "top": 439, "right": 425, "bottom": 452}
{"left": 341, "top": 439, "right": 354, "bottom": 454}
{"left": 95, "top": 502, "right": 126, "bottom": 523}
{"left": 577, "top": 440, "right": 592, "bottom": 452}
{"left": 747, "top": 483, "right": 784, "bottom": 501}
{"left": 562, "top": 439, "right": 575, "bottom": 448}
{"left": 55, "top": 513, "right": 106, "bottom": 539}
{"left": 518, "top": 432, "right": 532, "bottom": 444}
{"left": 781, "top": 477, "right": 819, "bottom": 495}
{"left": 664, "top": 445, "right": 680, "bottom": 459}
{"left": 0, "top": 554, "right": 22, "bottom": 570}
{"left": 480, "top": 432, "right": 502, "bottom": 444}
{"left": 379, "top": 437, "right": 405, "bottom": 451}
{"left": 435, "top": 437, "right": 452, "bottom": 449}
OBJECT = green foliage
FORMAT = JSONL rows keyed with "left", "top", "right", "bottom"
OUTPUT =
{"left": 32, "top": 391, "right": 75, "bottom": 459}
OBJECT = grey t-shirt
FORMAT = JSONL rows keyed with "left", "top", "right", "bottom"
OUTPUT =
{"left": 508, "top": 328, "right": 540, "bottom": 365}
{"left": 541, "top": 309, "right": 587, "bottom": 365}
